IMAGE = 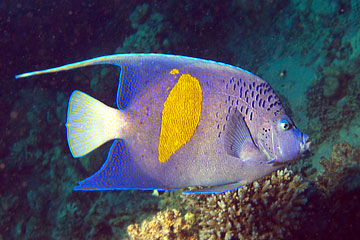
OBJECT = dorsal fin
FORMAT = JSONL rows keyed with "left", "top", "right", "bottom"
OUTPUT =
{"left": 15, "top": 54, "right": 166, "bottom": 110}
{"left": 116, "top": 65, "right": 138, "bottom": 109}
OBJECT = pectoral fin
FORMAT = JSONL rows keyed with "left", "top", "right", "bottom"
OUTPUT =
{"left": 224, "top": 108, "right": 257, "bottom": 158}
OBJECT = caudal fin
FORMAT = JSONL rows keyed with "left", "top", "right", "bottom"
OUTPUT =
{"left": 66, "top": 91, "right": 125, "bottom": 158}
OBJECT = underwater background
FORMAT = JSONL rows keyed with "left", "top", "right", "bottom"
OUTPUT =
{"left": 1, "top": 0, "right": 360, "bottom": 239}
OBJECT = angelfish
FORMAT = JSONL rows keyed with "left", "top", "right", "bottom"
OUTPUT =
{"left": 16, "top": 54, "right": 310, "bottom": 194}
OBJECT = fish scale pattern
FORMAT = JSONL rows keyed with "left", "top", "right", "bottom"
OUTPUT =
{"left": 214, "top": 75, "right": 285, "bottom": 144}
{"left": 222, "top": 76, "right": 282, "bottom": 122}
{"left": 223, "top": 76, "right": 284, "bottom": 121}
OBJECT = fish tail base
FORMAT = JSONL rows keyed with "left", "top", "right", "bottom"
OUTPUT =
{"left": 66, "top": 90, "right": 124, "bottom": 157}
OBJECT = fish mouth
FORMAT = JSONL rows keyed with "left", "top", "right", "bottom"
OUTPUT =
{"left": 267, "top": 132, "right": 311, "bottom": 167}
{"left": 300, "top": 132, "right": 311, "bottom": 153}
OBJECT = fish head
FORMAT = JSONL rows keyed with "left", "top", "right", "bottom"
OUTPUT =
{"left": 257, "top": 113, "right": 310, "bottom": 166}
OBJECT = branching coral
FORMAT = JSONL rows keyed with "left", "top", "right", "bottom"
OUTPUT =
{"left": 157, "top": 189, "right": 187, "bottom": 211}
{"left": 316, "top": 142, "right": 360, "bottom": 195}
{"left": 127, "top": 209, "right": 198, "bottom": 240}
{"left": 184, "top": 168, "right": 308, "bottom": 240}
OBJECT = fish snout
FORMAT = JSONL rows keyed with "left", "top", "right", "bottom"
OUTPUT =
{"left": 300, "top": 132, "right": 310, "bottom": 153}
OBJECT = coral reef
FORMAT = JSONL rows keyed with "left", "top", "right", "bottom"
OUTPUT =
{"left": 183, "top": 169, "right": 308, "bottom": 239}
{"left": 127, "top": 209, "right": 198, "bottom": 240}
{"left": 316, "top": 142, "right": 360, "bottom": 195}
{"left": 306, "top": 62, "right": 359, "bottom": 142}
{"left": 127, "top": 169, "right": 310, "bottom": 240}
{"left": 297, "top": 142, "right": 360, "bottom": 239}
{"left": 157, "top": 189, "right": 187, "bottom": 212}
{"left": 115, "top": 4, "right": 166, "bottom": 53}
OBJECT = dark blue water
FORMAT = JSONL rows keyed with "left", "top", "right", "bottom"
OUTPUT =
{"left": 1, "top": 1, "right": 359, "bottom": 239}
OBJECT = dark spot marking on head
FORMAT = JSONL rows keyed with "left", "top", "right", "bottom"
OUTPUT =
{"left": 237, "top": 80, "right": 240, "bottom": 86}
{"left": 243, "top": 82, "right": 246, "bottom": 88}
{"left": 256, "top": 94, "right": 259, "bottom": 101}
{"left": 245, "top": 89, "right": 249, "bottom": 97}
{"left": 268, "top": 95, "right": 272, "bottom": 102}
{"left": 253, "top": 82, "right": 256, "bottom": 87}
{"left": 256, "top": 85, "right": 260, "bottom": 92}
{"left": 233, "top": 84, "right": 236, "bottom": 91}
{"left": 217, "top": 124, "right": 220, "bottom": 129}
{"left": 218, "top": 132, "right": 221, "bottom": 138}
{"left": 240, "top": 87, "right": 243, "bottom": 98}
{"left": 228, "top": 96, "right": 231, "bottom": 101}
{"left": 223, "top": 125, "right": 226, "bottom": 131}
{"left": 249, "top": 84, "right": 252, "bottom": 90}
{"left": 251, "top": 91, "right": 254, "bottom": 98}
{"left": 240, "top": 106, "right": 244, "bottom": 112}
{"left": 245, "top": 107, "right": 249, "bottom": 115}
{"left": 259, "top": 99, "right": 262, "bottom": 107}
{"left": 228, "top": 106, "right": 232, "bottom": 113}
{"left": 260, "top": 89, "right": 262, "bottom": 94}
{"left": 250, "top": 112, "right": 253, "bottom": 121}
{"left": 246, "top": 97, "right": 249, "bottom": 103}
{"left": 262, "top": 101, "right": 266, "bottom": 108}
{"left": 236, "top": 99, "right": 239, "bottom": 105}
{"left": 251, "top": 100, "right": 255, "bottom": 108}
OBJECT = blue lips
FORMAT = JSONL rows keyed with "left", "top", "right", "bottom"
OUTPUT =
{"left": 300, "top": 132, "right": 310, "bottom": 153}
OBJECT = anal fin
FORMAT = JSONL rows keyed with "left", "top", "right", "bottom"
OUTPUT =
{"left": 74, "top": 140, "right": 165, "bottom": 191}
{"left": 74, "top": 140, "right": 137, "bottom": 190}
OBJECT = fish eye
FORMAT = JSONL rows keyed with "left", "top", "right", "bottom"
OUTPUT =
{"left": 279, "top": 119, "right": 291, "bottom": 131}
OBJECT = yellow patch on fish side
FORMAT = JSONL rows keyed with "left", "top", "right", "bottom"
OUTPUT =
{"left": 158, "top": 73, "right": 203, "bottom": 163}
{"left": 169, "top": 68, "right": 179, "bottom": 75}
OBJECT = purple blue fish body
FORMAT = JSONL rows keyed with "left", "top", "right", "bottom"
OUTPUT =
{"left": 16, "top": 54, "right": 310, "bottom": 193}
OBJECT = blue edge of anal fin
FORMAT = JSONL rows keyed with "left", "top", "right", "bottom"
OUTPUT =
{"left": 74, "top": 140, "right": 135, "bottom": 191}
{"left": 74, "top": 140, "right": 178, "bottom": 191}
